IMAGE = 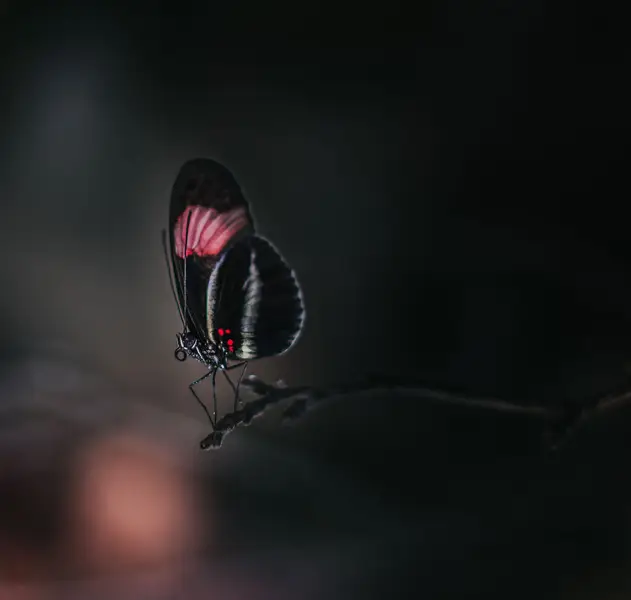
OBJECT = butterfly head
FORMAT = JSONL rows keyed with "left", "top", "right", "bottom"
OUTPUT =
{"left": 174, "top": 331, "right": 226, "bottom": 371}
{"left": 174, "top": 331, "right": 198, "bottom": 362}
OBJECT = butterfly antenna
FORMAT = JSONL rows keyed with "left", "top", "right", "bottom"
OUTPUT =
{"left": 183, "top": 211, "right": 193, "bottom": 332}
{"left": 161, "top": 229, "right": 186, "bottom": 328}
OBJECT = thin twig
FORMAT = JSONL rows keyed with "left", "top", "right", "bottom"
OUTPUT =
{"left": 202, "top": 374, "right": 631, "bottom": 451}
{"left": 203, "top": 374, "right": 567, "bottom": 449}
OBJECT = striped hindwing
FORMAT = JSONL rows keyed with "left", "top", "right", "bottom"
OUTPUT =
{"left": 168, "top": 158, "right": 256, "bottom": 342}
{"left": 206, "top": 235, "right": 305, "bottom": 360}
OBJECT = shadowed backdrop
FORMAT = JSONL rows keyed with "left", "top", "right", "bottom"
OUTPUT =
{"left": 1, "top": 1, "right": 631, "bottom": 598}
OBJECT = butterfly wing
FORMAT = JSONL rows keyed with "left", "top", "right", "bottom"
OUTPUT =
{"left": 206, "top": 235, "right": 305, "bottom": 360}
{"left": 168, "top": 158, "right": 256, "bottom": 340}
{"left": 169, "top": 157, "right": 255, "bottom": 245}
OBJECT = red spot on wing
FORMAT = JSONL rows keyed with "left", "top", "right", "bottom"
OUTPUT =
{"left": 225, "top": 329, "right": 231, "bottom": 334}
{"left": 218, "top": 329, "right": 224, "bottom": 336}
{"left": 227, "top": 339, "right": 234, "bottom": 346}
{"left": 173, "top": 205, "right": 249, "bottom": 258}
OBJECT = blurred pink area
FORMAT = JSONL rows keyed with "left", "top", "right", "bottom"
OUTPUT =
{"left": 63, "top": 430, "right": 203, "bottom": 577}
{"left": 0, "top": 412, "right": 337, "bottom": 600}
{"left": 0, "top": 354, "right": 208, "bottom": 598}
{"left": 1, "top": 424, "right": 205, "bottom": 598}
{"left": 0, "top": 355, "right": 357, "bottom": 600}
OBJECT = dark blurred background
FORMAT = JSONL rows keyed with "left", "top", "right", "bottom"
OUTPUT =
{"left": 1, "top": 1, "right": 631, "bottom": 598}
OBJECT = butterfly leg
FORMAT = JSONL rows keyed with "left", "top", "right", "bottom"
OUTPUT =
{"left": 221, "top": 362, "right": 249, "bottom": 412}
{"left": 221, "top": 370, "right": 238, "bottom": 408}
{"left": 189, "top": 369, "right": 216, "bottom": 429}
{"left": 233, "top": 362, "right": 248, "bottom": 411}
{"left": 224, "top": 361, "right": 248, "bottom": 371}
{"left": 223, "top": 361, "right": 248, "bottom": 411}
{"left": 211, "top": 368, "right": 218, "bottom": 425}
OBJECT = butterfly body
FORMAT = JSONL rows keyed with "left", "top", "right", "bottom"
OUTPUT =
{"left": 173, "top": 332, "right": 227, "bottom": 371}
{"left": 164, "top": 158, "right": 305, "bottom": 449}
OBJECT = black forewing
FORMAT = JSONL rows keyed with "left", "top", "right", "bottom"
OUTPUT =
{"left": 208, "top": 235, "right": 305, "bottom": 360}
{"left": 168, "top": 158, "right": 255, "bottom": 232}
{"left": 165, "top": 219, "right": 217, "bottom": 342}
{"left": 183, "top": 257, "right": 218, "bottom": 341}
{"left": 168, "top": 158, "right": 255, "bottom": 341}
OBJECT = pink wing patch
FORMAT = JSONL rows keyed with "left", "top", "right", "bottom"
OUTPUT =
{"left": 174, "top": 205, "right": 249, "bottom": 258}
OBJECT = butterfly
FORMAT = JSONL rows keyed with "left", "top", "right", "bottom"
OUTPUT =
{"left": 162, "top": 158, "right": 306, "bottom": 449}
